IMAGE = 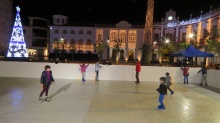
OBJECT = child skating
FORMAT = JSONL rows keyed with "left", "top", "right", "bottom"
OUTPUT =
{"left": 95, "top": 61, "right": 102, "bottom": 81}
{"left": 38, "top": 65, "right": 55, "bottom": 103}
{"left": 80, "top": 63, "right": 89, "bottom": 82}
{"left": 165, "top": 72, "right": 174, "bottom": 95}
{"left": 156, "top": 77, "right": 167, "bottom": 110}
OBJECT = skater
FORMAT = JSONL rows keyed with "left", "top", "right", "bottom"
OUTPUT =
{"left": 95, "top": 61, "right": 102, "bottom": 81}
{"left": 156, "top": 77, "right": 167, "bottom": 110}
{"left": 181, "top": 66, "right": 189, "bottom": 84}
{"left": 38, "top": 65, "right": 55, "bottom": 103}
{"left": 135, "top": 59, "right": 141, "bottom": 84}
{"left": 165, "top": 72, "right": 174, "bottom": 95}
{"left": 80, "top": 63, "right": 89, "bottom": 82}
{"left": 198, "top": 65, "right": 208, "bottom": 86}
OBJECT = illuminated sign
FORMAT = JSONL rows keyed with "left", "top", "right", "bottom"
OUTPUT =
{"left": 167, "top": 17, "right": 202, "bottom": 28}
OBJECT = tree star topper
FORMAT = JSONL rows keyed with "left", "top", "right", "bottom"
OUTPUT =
{"left": 16, "top": 6, "right": 20, "bottom": 12}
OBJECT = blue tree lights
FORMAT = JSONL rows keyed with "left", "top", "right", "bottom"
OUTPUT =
{"left": 7, "top": 6, "right": 28, "bottom": 57}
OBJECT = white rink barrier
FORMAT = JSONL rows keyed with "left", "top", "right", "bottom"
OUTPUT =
{"left": 0, "top": 61, "right": 216, "bottom": 84}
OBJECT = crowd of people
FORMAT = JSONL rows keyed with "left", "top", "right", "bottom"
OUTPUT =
{"left": 38, "top": 60, "right": 208, "bottom": 110}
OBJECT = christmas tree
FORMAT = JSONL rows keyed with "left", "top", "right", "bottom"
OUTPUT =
{"left": 7, "top": 6, "right": 28, "bottom": 57}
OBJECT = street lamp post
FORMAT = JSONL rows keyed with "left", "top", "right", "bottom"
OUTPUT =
{"left": 189, "top": 33, "right": 198, "bottom": 66}
{"left": 107, "top": 38, "right": 110, "bottom": 60}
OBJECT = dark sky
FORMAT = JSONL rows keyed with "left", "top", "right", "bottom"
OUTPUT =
{"left": 13, "top": 0, "right": 220, "bottom": 25}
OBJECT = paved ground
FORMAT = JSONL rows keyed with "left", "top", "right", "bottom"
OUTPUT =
{"left": 0, "top": 77, "right": 220, "bottom": 123}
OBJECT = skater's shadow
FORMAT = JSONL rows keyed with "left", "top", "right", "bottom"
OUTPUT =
{"left": 49, "top": 83, "right": 72, "bottom": 99}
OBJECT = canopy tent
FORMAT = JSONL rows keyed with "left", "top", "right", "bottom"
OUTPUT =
{"left": 171, "top": 45, "right": 214, "bottom": 57}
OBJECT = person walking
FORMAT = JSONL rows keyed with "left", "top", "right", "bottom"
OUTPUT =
{"left": 181, "top": 66, "right": 189, "bottom": 84}
{"left": 165, "top": 72, "right": 174, "bottom": 95}
{"left": 135, "top": 59, "right": 141, "bottom": 84}
{"left": 95, "top": 61, "right": 102, "bottom": 81}
{"left": 38, "top": 65, "right": 55, "bottom": 103}
{"left": 198, "top": 65, "right": 208, "bottom": 86}
{"left": 80, "top": 63, "right": 89, "bottom": 82}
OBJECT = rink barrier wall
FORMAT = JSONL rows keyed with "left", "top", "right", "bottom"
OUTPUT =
{"left": 0, "top": 62, "right": 218, "bottom": 86}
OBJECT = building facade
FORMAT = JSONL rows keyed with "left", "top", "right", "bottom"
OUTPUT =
{"left": 49, "top": 7, "right": 220, "bottom": 62}
{"left": 0, "top": 0, "right": 13, "bottom": 55}
{"left": 23, "top": 17, "right": 50, "bottom": 56}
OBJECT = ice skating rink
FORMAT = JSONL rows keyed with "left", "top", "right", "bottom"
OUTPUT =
{"left": 0, "top": 77, "right": 220, "bottom": 123}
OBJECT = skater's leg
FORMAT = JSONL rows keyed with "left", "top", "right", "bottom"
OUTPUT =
{"left": 167, "top": 86, "right": 174, "bottom": 94}
{"left": 135, "top": 72, "right": 140, "bottom": 83}
{"left": 158, "top": 94, "right": 165, "bottom": 109}
{"left": 204, "top": 74, "right": 208, "bottom": 85}
{"left": 45, "top": 84, "right": 51, "bottom": 97}
{"left": 39, "top": 84, "right": 46, "bottom": 97}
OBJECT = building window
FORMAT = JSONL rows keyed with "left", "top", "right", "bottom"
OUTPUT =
{"left": 129, "top": 33, "right": 136, "bottom": 43}
{"left": 79, "top": 30, "right": 83, "bottom": 34}
{"left": 23, "top": 29, "right": 26, "bottom": 34}
{"left": 166, "top": 33, "right": 173, "bottom": 41}
{"left": 182, "top": 33, "right": 186, "bottom": 41}
{"left": 78, "top": 39, "right": 83, "bottom": 45}
{"left": 87, "top": 30, "right": 92, "bottom": 35}
{"left": 57, "top": 19, "right": 60, "bottom": 23}
{"left": 154, "top": 33, "right": 159, "bottom": 42}
{"left": 54, "top": 38, "right": 59, "bottom": 44}
{"left": 110, "top": 32, "right": 117, "bottom": 41}
{"left": 62, "top": 19, "right": 65, "bottom": 24}
{"left": 70, "top": 39, "right": 75, "bottom": 45}
{"left": 63, "top": 30, "right": 67, "bottom": 34}
{"left": 119, "top": 32, "right": 126, "bottom": 43}
{"left": 70, "top": 30, "right": 75, "bottom": 34}
{"left": 87, "top": 39, "right": 92, "bottom": 45}
{"left": 55, "top": 30, "right": 59, "bottom": 34}
{"left": 98, "top": 34, "right": 102, "bottom": 41}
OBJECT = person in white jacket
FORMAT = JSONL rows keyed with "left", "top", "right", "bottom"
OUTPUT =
{"left": 95, "top": 61, "right": 102, "bottom": 81}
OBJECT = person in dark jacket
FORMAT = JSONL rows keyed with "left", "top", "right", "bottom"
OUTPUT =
{"left": 198, "top": 65, "right": 208, "bottom": 86}
{"left": 135, "top": 59, "right": 141, "bottom": 84}
{"left": 181, "top": 66, "right": 189, "bottom": 84}
{"left": 156, "top": 77, "right": 167, "bottom": 110}
{"left": 38, "top": 65, "right": 55, "bottom": 103}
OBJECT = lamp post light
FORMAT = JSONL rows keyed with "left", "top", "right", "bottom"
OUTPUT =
{"left": 165, "top": 39, "right": 169, "bottom": 44}
{"left": 107, "top": 38, "right": 110, "bottom": 60}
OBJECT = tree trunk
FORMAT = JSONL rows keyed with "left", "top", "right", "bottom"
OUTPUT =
{"left": 141, "top": 44, "right": 152, "bottom": 66}
{"left": 99, "top": 53, "right": 102, "bottom": 62}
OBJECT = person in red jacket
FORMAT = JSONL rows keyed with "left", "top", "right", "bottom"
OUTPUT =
{"left": 135, "top": 59, "right": 141, "bottom": 84}
{"left": 181, "top": 66, "right": 189, "bottom": 84}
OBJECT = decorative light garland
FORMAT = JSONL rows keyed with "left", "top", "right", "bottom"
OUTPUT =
{"left": 167, "top": 17, "right": 202, "bottom": 28}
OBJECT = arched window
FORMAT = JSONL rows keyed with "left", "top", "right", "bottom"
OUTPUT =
{"left": 119, "top": 32, "right": 126, "bottom": 43}
{"left": 87, "top": 39, "right": 92, "bottom": 45}
{"left": 111, "top": 32, "right": 117, "bottom": 41}
{"left": 98, "top": 34, "right": 102, "bottom": 41}
{"left": 129, "top": 32, "right": 136, "bottom": 43}
{"left": 57, "top": 19, "right": 60, "bottom": 23}
{"left": 87, "top": 30, "right": 92, "bottom": 35}
{"left": 55, "top": 30, "right": 59, "bottom": 34}
{"left": 70, "top": 39, "right": 75, "bottom": 45}
{"left": 62, "top": 19, "right": 65, "bottom": 24}
{"left": 78, "top": 39, "right": 83, "bottom": 45}
{"left": 79, "top": 30, "right": 83, "bottom": 34}
{"left": 63, "top": 30, "right": 67, "bottom": 34}
{"left": 70, "top": 30, "right": 75, "bottom": 34}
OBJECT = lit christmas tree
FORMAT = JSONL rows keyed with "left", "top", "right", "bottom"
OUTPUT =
{"left": 7, "top": 6, "right": 28, "bottom": 57}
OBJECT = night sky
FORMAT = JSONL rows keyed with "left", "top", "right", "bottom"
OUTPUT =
{"left": 13, "top": 0, "right": 220, "bottom": 25}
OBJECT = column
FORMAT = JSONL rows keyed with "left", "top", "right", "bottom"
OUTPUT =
{"left": 176, "top": 26, "right": 179, "bottom": 42}
{"left": 186, "top": 25, "right": 192, "bottom": 41}
{"left": 197, "top": 22, "right": 202, "bottom": 44}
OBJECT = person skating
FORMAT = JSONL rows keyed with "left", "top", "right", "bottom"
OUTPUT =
{"left": 95, "top": 61, "right": 102, "bottom": 81}
{"left": 198, "top": 65, "right": 208, "bottom": 86}
{"left": 165, "top": 72, "right": 174, "bottom": 95}
{"left": 135, "top": 59, "right": 141, "bottom": 84}
{"left": 38, "top": 65, "right": 55, "bottom": 103}
{"left": 181, "top": 66, "right": 189, "bottom": 84}
{"left": 156, "top": 77, "right": 167, "bottom": 110}
{"left": 80, "top": 63, "right": 89, "bottom": 82}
